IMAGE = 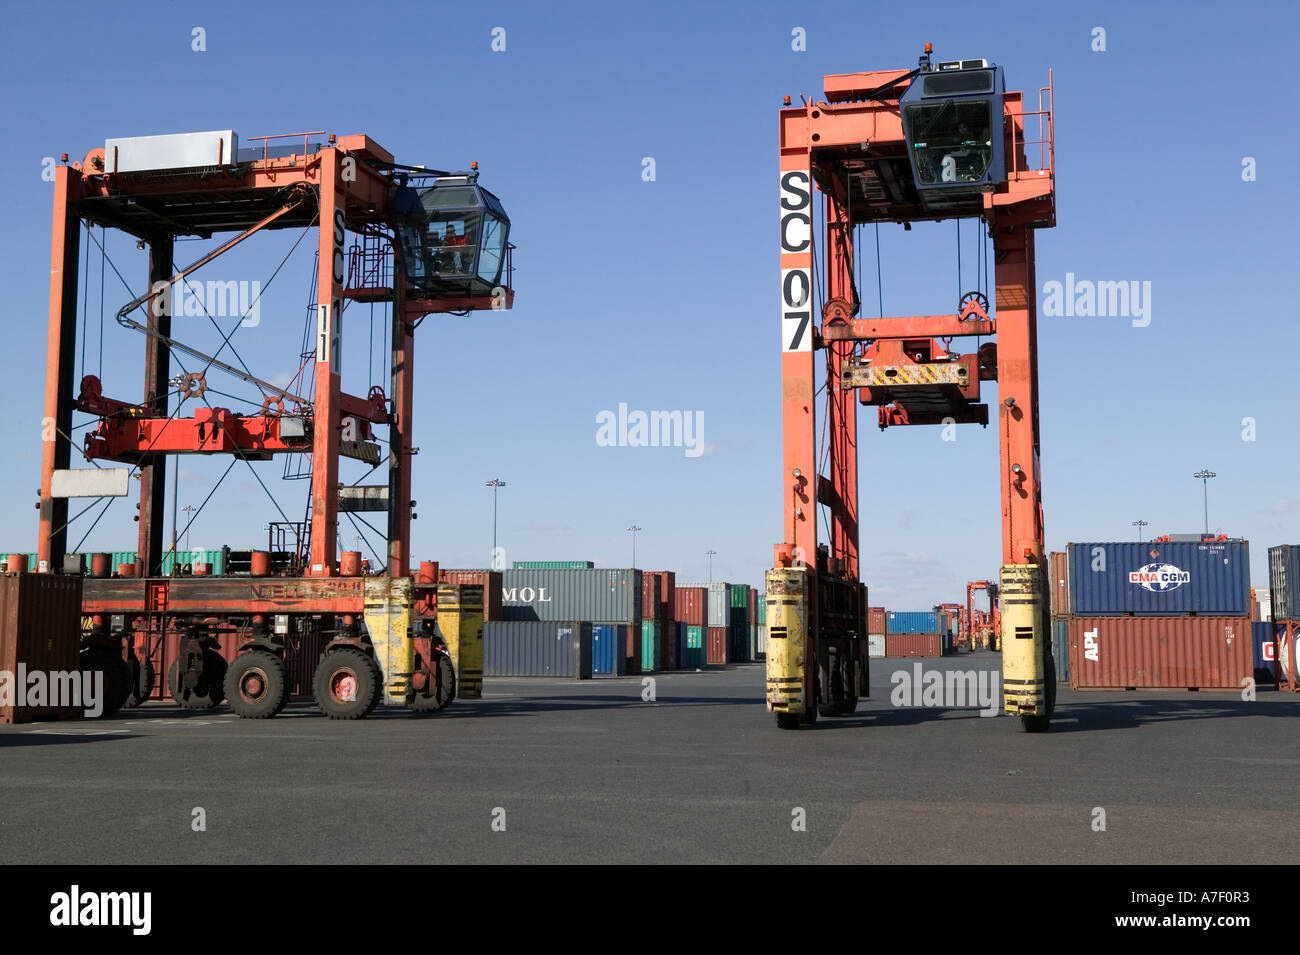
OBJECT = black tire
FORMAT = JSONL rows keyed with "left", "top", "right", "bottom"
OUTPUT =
{"left": 313, "top": 648, "right": 380, "bottom": 720}
{"left": 224, "top": 650, "right": 289, "bottom": 719}
{"left": 125, "top": 656, "right": 155, "bottom": 708}
{"left": 776, "top": 712, "right": 801, "bottom": 730}
{"left": 167, "top": 650, "right": 227, "bottom": 710}
{"left": 80, "top": 649, "right": 131, "bottom": 718}
{"left": 410, "top": 648, "right": 456, "bottom": 713}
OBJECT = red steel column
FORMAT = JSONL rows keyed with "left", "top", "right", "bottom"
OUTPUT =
{"left": 138, "top": 234, "right": 174, "bottom": 576}
{"left": 824, "top": 188, "right": 859, "bottom": 579}
{"left": 776, "top": 117, "right": 816, "bottom": 569}
{"left": 388, "top": 287, "right": 414, "bottom": 577}
{"left": 994, "top": 221, "right": 1044, "bottom": 567}
{"left": 309, "top": 150, "right": 343, "bottom": 576}
{"left": 37, "top": 165, "right": 83, "bottom": 571}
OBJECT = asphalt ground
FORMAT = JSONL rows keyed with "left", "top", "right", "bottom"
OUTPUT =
{"left": 1, "top": 652, "right": 1294, "bottom": 864}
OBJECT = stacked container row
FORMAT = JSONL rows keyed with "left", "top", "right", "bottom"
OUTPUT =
{"left": 482, "top": 621, "right": 593, "bottom": 678}
{"left": 1065, "top": 542, "right": 1254, "bottom": 689}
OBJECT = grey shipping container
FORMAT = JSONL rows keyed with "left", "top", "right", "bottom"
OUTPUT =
{"left": 1269, "top": 545, "right": 1300, "bottom": 621}
{"left": 499, "top": 569, "right": 641, "bottom": 623}
{"left": 1051, "top": 617, "right": 1069, "bottom": 683}
{"left": 1067, "top": 541, "right": 1251, "bottom": 616}
{"left": 483, "top": 621, "right": 593, "bottom": 679}
{"left": 677, "top": 582, "right": 730, "bottom": 628}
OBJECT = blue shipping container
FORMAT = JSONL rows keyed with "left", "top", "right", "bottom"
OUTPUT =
{"left": 1068, "top": 541, "right": 1251, "bottom": 616}
{"left": 482, "top": 621, "right": 592, "bottom": 679}
{"left": 1252, "top": 622, "right": 1277, "bottom": 686}
{"left": 1052, "top": 617, "right": 1069, "bottom": 683}
{"left": 1269, "top": 545, "right": 1300, "bottom": 621}
{"left": 886, "top": 611, "right": 941, "bottom": 635}
{"left": 592, "top": 624, "right": 626, "bottom": 677}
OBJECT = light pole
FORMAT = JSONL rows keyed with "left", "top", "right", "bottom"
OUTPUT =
{"left": 1132, "top": 519, "right": 1147, "bottom": 542}
{"left": 1192, "top": 469, "right": 1216, "bottom": 535}
{"left": 705, "top": 549, "right": 717, "bottom": 583}
{"left": 180, "top": 505, "right": 196, "bottom": 552}
{"left": 627, "top": 525, "right": 641, "bottom": 567}
{"left": 486, "top": 478, "right": 506, "bottom": 566}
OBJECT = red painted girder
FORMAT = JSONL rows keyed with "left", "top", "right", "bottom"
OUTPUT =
{"left": 85, "top": 407, "right": 304, "bottom": 459}
{"left": 81, "top": 576, "right": 367, "bottom": 615}
{"left": 823, "top": 315, "right": 994, "bottom": 341}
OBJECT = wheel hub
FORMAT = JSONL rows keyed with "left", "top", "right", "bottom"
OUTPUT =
{"left": 332, "top": 671, "right": 358, "bottom": 703}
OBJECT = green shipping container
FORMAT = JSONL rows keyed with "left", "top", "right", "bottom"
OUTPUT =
{"left": 756, "top": 595, "right": 767, "bottom": 625}
{"left": 685, "top": 625, "right": 705, "bottom": 669}
{"left": 160, "top": 549, "right": 226, "bottom": 575}
{"left": 640, "top": 620, "right": 661, "bottom": 673}
{"left": 511, "top": 560, "right": 595, "bottom": 569}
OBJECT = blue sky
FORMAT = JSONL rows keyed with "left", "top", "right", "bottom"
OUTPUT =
{"left": 0, "top": 0, "right": 1295, "bottom": 608}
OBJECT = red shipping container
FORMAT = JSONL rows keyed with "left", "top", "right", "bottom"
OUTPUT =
{"left": 674, "top": 587, "right": 708, "bottom": 627}
{"left": 0, "top": 573, "right": 81, "bottom": 724}
{"left": 438, "top": 570, "right": 503, "bottom": 621}
{"left": 641, "top": 572, "right": 675, "bottom": 616}
{"left": 1068, "top": 616, "right": 1252, "bottom": 690}
{"left": 868, "top": 607, "right": 886, "bottom": 634}
{"left": 884, "top": 633, "right": 943, "bottom": 658}
{"left": 624, "top": 624, "right": 640, "bottom": 675}
{"left": 1049, "top": 552, "right": 1069, "bottom": 617}
{"left": 706, "top": 626, "right": 728, "bottom": 665}
{"left": 640, "top": 574, "right": 661, "bottom": 620}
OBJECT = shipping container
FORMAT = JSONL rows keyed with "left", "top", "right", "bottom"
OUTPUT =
{"left": 1049, "top": 552, "right": 1069, "bottom": 618}
{"left": 868, "top": 607, "right": 886, "bottom": 634}
{"left": 511, "top": 560, "right": 594, "bottom": 569}
{"left": 1067, "top": 541, "right": 1250, "bottom": 616}
{"left": 683, "top": 624, "right": 706, "bottom": 669}
{"left": 1052, "top": 617, "right": 1069, "bottom": 683}
{"left": 483, "top": 621, "right": 592, "bottom": 679}
{"left": 592, "top": 624, "right": 625, "bottom": 677}
{"left": 754, "top": 624, "right": 767, "bottom": 659}
{"left": 677, "top": 582, "right": 730, "bottom": 627}
{"left": 674, "top": 586, "right": 708, "bottom": 627}
{"left": 756, "top": 596, "right": 767, "bottom": 626}
{"left": 641, "top": 574, "right": 661, "bottom": 621}
{"left": 884, "top": 633, "right": 944, "bottom": 657}
{"left": 706, "top": 626, "right": 727, "bottom": 665}
{"left": 886, "top": 611, "right": 942, "bottom": 635}
{"left": 1269, "top": 545, "right": 1300, "bottom": 621}
{"left": 1067, "top": 616, "right": 1251, "bottom": 689}
{"left": 438, "top": 570, "right": 503, "bottom": 621}
{"left": 499, "top": 568, "right": 641, "bottom": 623}
{"left": 1278, "top": 624, "right": 1300, "bottom": 690}
{"left": 1251, "top": 622, "right": 1277, "bottom": 688}
{"left": 0, "top": 573, "right": 82, "bottom": 723}
{"left": 867, "top": 634, "right": 886, "bottom": 658}
{"left": 640, "top": 620, "right": 661, "bottom": 673}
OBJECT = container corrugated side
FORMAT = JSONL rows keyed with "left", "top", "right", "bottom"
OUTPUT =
{"left": 499, "top": 568, "right": 641, "bottom": 623}
{"left": 674, "top": 586, "right": 708, "bottom": 626}
{"left": 1067, "top": 616, "right": 1251, "bottom": 689}
{"left": 483, "top": 621, "right": 592, "bottom": 678}
{"left": 883, "top": 633, "right": 943, "bottom": 657}
{"left": 592, "top": 623, "right": 625, "bottom": 676}
{"left": 677, "top": 582, "right": 730, "bottom": 628}
{"left": 868, "top": 607, "right": 886, "bottom": 634}
{"left": 867, "top": 634, "right": 886, "bottom": 658}
{"left": 685, "top": 625, "right": 705, "bottom": 668}
{"left": 640, "top": 620, "right": 661, "bottom": 673}
{"left": 511, "top": 561, "right": 594, "bottom": 569}
{"left": 756, "top": 596, "right": 767, "bottom": 625}
{"left": 1269, "top": 545, "right": 1300, "bottom": 621}
{"left": 640, "top": 574, "right": 661, "bottom": 621}
{"left": 0, "top": 573, "right": 82, "bottom": 723}
{"left": 885, "top": 611, "right": 941, "bottom": 635}
{"left": 706, "top": 626, "right": 727, "bottom": 665}
{"left": 1052, "top": 617, "right": 1069, "bottom": 683}
{"left": 1068, "top": 541, "right": 1251, "bottom": 616}
{"left": 1049, "top": 552, "right": 1069, "bottom": 617}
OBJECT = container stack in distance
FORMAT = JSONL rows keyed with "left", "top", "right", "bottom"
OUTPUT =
{"left": 883, "top": 611, "right": 951, "bottom": 658}
{"left": 1269, "top": 545, "right": 1300, "bottom": 691}
{"left": 1063, "top": 540, "right": 1255, "bottom": 690}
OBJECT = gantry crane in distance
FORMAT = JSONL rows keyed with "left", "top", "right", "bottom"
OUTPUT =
{"left": 767, "top": 45, "right": 1056, "bottom": 731}
{"left": 963, "top": 579, "right": 999, "bottom": 650}
{"left": 37, "top": 130, "right": 512, "bottom": 718}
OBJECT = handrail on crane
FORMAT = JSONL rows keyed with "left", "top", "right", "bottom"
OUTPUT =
{"left": 1007, "top": 70, "right": 1054, "bottom": 176}
{"left": 244, "top": 131, "right": 330, "bottom": 162}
